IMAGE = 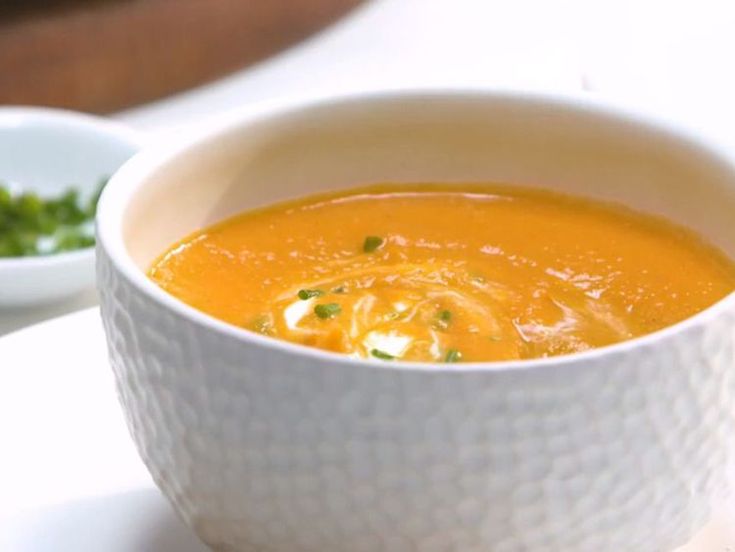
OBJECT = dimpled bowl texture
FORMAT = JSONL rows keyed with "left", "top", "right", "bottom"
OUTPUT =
{"left": 96, "top": 92, "right": 735, "bottom": 552}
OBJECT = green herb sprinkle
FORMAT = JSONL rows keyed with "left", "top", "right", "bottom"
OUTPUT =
{"left": 371, "top": 348, "right": 395, "bottom": 360}
{"left": 298, "top": 289, "right": 325, "bottom": 300}
{"left": 363, "top": 235, "right": 384, "bottom": 253}
{"left": 314, "top": 303, "right": 342, "bottom": 319}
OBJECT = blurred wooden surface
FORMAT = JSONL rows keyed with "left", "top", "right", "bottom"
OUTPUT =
{"left": 0, "top": 0, "right": 363, "bottom": 113}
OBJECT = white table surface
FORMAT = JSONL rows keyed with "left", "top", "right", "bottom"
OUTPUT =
{"left": 0, "top": 309, "right": 207, "bottom": 551}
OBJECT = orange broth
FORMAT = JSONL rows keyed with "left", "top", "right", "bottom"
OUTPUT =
{"left": 148, "top": 185, "right": 735, "bottom": 362}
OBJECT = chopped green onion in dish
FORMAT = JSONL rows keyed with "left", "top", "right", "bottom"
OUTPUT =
{"left": 0, "top": 177, "right": 107, "bottom": 257}
{"left": 445, "top": 349, "right": 462, "bottom": 363}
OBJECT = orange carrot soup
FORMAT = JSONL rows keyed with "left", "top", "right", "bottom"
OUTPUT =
{"left": 148, "top": 185, "right": 735, "bottom": 362}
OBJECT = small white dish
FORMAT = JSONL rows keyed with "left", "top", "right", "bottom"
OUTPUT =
{"left": 0, "top": 107, "right": 141, "bottom": 308}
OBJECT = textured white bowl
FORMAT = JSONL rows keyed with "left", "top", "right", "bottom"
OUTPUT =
{"left": 97, "top": 91, "right": 735, "bottom": 552}
{"left": 0, "top": 107, "right": 140, "bottom": 307}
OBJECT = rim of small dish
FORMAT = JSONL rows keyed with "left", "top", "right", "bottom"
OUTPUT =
{"left": 0, "top": 106, "right": 142, "bottom": 269}
{"left": 97, "top": 88, "right": 735, "bottom": 373}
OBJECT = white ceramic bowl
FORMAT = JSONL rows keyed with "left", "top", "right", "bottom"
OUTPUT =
{"left": 0, "top": 107, "right": 141, "bottom": 307}
{"left": 97, "top": 91, "right": 735, "bottom": 552}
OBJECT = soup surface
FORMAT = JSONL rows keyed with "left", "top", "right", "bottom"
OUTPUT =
{"left": 149, "top": 185, "right": 735, "bottom": 362}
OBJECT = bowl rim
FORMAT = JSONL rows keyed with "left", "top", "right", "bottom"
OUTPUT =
{"left": 0, "top": 106, "right": 143, "bottom": 268}
{"left": 97, "top": 88, "right": 735, "bottom": 373}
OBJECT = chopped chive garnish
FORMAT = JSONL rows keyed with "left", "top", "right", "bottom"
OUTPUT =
{"left": 0, "top": 178, "right": 108, "bottom": 258}
{"left": 445, "top": 349, "right": 462, "bottom": 363}
{"left": 371, "top": 348, "right": 395, "bottom": 360}
{"left": 298, "top": 288, "right": 324, "bottom": 300}
{"left": 332, "top": 286, "right": 346, "bottom": 294}
{"left": 314, "top": 303, "right": 342, "bottom": 319}
{"left": 434, "top": 309, "right": 452, "bottom": 330}
{"left": 363, "top": 235, "right": 384, "bottom": 253}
